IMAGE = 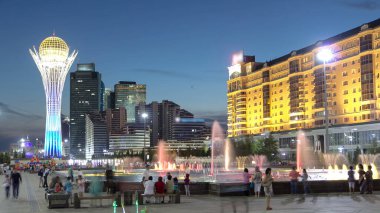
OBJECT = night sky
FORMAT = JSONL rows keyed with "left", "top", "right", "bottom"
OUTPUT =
{"left": 0, "top": 0, "right": 379, "bottom": 150}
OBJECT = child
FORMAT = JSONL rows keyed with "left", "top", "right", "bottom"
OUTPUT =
{"left": 184, "top": 173, "right": 190, "bottom": 196}
{"left": 173, "top": 177, "right": 179, "bottom": 193}
{"left": 64, "top": 177, "right": 73, "bottom": 203}
{"left": 3, "top": 174, "right": 10, "bottom": 199}
{"left": 347, "top": 166, "right": 355, "bottom": 193}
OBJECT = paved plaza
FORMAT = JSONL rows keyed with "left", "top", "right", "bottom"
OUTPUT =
{"left": 1, "top": 173, "right": 380, "bottom": 213}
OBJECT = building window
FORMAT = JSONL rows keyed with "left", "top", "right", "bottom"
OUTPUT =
{"left": 342, "top": 71, "right": 348, "bottom": 77}
{"left": 344, "top": 99, "right": 348, "bottom": 104}
{"left": 344, "top": 117, "right": 349, "bottom": 122}
{"left": 343, "top": 90, "right": 348, "bottom": 95}
{"left": 343, "top": 81, "right": 348, "bottom": 86}
{"left": 360, "top": 34, "right": 373, "bottom": 52}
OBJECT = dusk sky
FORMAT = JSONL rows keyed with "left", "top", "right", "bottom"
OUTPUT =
{"left": 0, "top": 0, "right": 379, "bottom": 150}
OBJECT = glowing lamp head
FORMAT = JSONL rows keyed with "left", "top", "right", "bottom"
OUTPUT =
{"left": 317, "top": 48, "right": 333, "bottom": 62}
{"left": 142, "top": 113, "right": 148, "bottom": 119}
{"left": 39, "top": 36, "right": 69, "bottom": 62}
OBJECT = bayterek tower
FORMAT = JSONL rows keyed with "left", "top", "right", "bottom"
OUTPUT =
{"left": 30, "top": 35, "right": 77, "bottom": 158}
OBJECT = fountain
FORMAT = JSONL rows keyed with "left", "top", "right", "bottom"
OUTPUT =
{"left": 211, "top": 121, "right": 227, "bottom": 176}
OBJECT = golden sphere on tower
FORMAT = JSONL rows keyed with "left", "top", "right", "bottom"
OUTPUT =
{"left": 39, "top": 36, "right": 69, "bottom": 62}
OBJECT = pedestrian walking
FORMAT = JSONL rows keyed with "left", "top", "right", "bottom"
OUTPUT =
{"left": 3, "top": 174, "right": 11, "bottom": 199}
{"left": 253, "top": 166, "right": 263, "bottom": 198}
{"left": 11, "top": 170, "right": 22, "bottom": 199}
{"left": 68, "top": 167, "right": 74, "bottom": 182}
{"left": 243, "top": 168, "right": 250, "bottom": 196}
{"left": 184, "top": 173, "right": 190, "bottom": 196}
{"left": 301, "top": 169, "right": 310, "bottom": 195}
{"left": 347, "top": 166, "right": 355, "bottom": 193}
{"left": 358, "top": 164, "right": 366, "bottom": 194}
{"left": 37, "top": 167, "right": 44, "bottom": 187}
{"left": 262, "top": 168, "right": 273, "bottom": 211}
{"left": 289, "top": 166, "right": 300, "bottom": 194}
{"left": 43, "top": 166, "right": 50, "bottom": 188}
{"left": 365, "top": 165, "right": 373, "bottom": 194}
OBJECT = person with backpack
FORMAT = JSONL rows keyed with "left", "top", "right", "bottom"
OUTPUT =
{"left": 38, "top": 166, "right": 44, "bottom": 187}
{"left": 253, "top": 166, "right": 263, "bottom": 198}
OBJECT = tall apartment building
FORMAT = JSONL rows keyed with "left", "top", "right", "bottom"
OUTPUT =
{"left": 70, "top": 63, "right": 102, "bottom": 158}
{"left": 115, "top": 81, "right": 146, "bottom": 123}
{"left": 227, "top": 18, "right": 380, "bottom": 156}
{"left": 85, "top": 112, "right": 108, "bottom": 159}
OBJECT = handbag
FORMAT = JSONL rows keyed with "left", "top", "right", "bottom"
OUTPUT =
{"left": 250, "top": 182, "right": 255, "bottom": 189}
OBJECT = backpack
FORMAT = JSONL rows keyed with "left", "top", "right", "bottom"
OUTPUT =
{"left": 38, "top": 169, "right": 43, "bottom": 176}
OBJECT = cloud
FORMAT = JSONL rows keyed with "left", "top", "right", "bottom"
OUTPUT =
{"left": 0, "top": 102, "right": 43, "bottom": 120}
{"left": 339, "top": 0, "right": 380, "bottom": 10}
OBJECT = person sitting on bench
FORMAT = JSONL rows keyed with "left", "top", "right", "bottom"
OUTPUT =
{"left": 165, "top": 175, "right": 174, "bottom": 202}
{"left": 143, "top": 176, "right": 155, "bottom": 203}
{"left": 155, "top": 176, "right": 165, "bottom": 203}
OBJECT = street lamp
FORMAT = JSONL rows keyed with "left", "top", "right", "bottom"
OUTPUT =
{"left": 142, "top": 112, "right": 148, "bottom": 163}
{"left": 317, "top": 48, "right": 333, "bottom": 153}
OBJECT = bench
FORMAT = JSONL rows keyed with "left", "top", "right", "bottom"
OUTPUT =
{"left": 47, "top": 193, "right": 70, "bottom": 209}
{"left": 73, "top": 192, "right": 121, "bottom": 208}
{"left": 141, "top": 192, "right": 180, "bottom": 204}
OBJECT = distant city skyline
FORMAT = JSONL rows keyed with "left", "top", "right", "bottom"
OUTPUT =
{"left": 0, "top": 0, "right": 379, "bottom": 150}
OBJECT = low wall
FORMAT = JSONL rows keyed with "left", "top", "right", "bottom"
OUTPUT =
{"left": 112, "top": 179, "right": 380, "bottom": 196}
{"left": 209, "top": 179, "right": 380, "bottom": 196}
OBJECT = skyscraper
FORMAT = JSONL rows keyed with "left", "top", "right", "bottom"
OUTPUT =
{"left": 70, "top": 63, "right": 102, "bottom": 158}
{"left": 136, "top": 100, "right": 185, "bottom": 147}
{"left": 30, "top": 36, "right": 77, "bottom": 158}
{"left": 115, "top": 81, "right": 146, "bottom": 123}
{"left": 103, "top": 88, "right": 115, "bottom": 110}
{"left": 85, "top": 112, "right": 108, "bottom": 159}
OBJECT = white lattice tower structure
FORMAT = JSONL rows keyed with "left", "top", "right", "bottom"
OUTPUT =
{"left": 30, "top": 36, "right": 77, "bottom": 158}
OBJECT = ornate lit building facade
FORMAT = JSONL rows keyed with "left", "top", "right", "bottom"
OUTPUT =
{"left": 227, "top": 18, "right": 380, "bottom": 157}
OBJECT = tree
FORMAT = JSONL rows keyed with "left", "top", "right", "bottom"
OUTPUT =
{"left": 4, "top": 152, "right": 10, "bottom": 164}
{"left": 251, "top": 139, "right": 264, "bottom": 155}
{"left": 13, "top": 151, "right": 18, "bottom": 159}
{"left": 260, "top": 135, "right": 279, "bottom": 162}
{"left": 0, "top": 152, "right": 4, "bottom": 164}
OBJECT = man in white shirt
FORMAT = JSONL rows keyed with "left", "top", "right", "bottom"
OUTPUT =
{"left": 143, "top": 176, "right": 155, "bottom": 203}
{"left": 142, "top": 166, "right": 150, "bottom": 182}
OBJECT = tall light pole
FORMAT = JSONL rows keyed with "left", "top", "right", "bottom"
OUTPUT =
{"left": 142, "top": 112, "right": 148, "bottom": 163}
{"left": 317, "top": 48, "right": 333, "bottom": 153}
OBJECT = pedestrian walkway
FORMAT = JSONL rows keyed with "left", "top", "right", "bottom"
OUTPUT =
{"left": 1, "top": 173, "right": 380, "bottom": 213}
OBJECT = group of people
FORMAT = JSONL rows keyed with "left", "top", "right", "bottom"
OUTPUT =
{"left": 2, "top": 168, "right": 22, "bottom": 199}
{"left": 244, "top": 167, "right": 274, "bottom": 211}
{"left": 288, "top": 166, "right": 310, "bottom": 195}
{"left": 349, "top": 164, "right": 373, "bottom": 194}
{"left": 142, "top": 168, "right": 191, "bottom": 204}
{"left": 37, "top": 165, "right": 86, "bottom": 202}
